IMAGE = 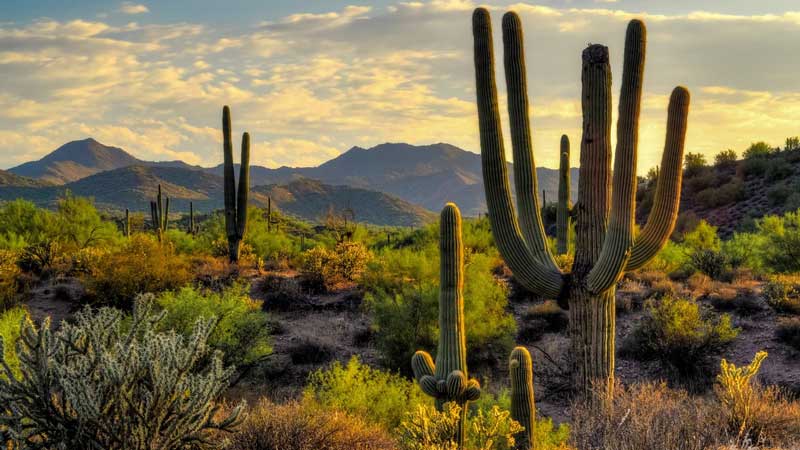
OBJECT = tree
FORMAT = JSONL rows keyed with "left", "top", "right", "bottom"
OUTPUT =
{"left": 785, "top": 136, "right": 800, "bottom": 152}
{"left": 744, "top": 141, "right": 775, "bottom": 159}
{"left": 714, "top": 149, "right": 737, "bottom": 167}
{"left": 684, "top": 152, "right": 708, "bottom": 176}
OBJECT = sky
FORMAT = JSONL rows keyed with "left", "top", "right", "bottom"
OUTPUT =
{"left": 2, "top": 0, "right": 800, "bottom": 172}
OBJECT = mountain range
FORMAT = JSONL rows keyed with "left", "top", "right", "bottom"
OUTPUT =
{"left": 2, "top": 138, "right": 579, "bottom": 226}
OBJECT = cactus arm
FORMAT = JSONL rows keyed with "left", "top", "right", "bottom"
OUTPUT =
{"left": 222, "top": 106, "right": 237, "bottom": 242}
{"left": 436, "top": 203, "right": 467, "bottom": 378}
{"left": 573, "top": 44, "right": 612, "bottom": 274}
{"left": 557, "top": 135, "right": 570, "bottom": 255}
{"left": 625, "top": 86, "right": 690, "bottom": 271}
{"left": 473, "top": 8, "right": 563, "bottom": 299}
{"left": 236, "top": 132, "right": 250, "bottom": 240}
{"left": 502, "top": 12, "right": 559, "bottom": 271}
{"left": 163, "top": 196, "right": 170, "bottom": 231}
{"left": 509, "top": 347, "right": 535, "bottom": 450}
{"left": 587, "top": 20, "right": 645, "bottom": 294}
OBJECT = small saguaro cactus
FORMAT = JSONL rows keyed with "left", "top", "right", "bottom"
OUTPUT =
{"left": 472, "top": 9, "right": 689, "bottom": 397}
{"left": 412, "top": 203, "right": 481, "bottom": 449}
{"left": 222, "top": 105, "right": 250, "bottom": 263}
{"left": 556, "top": 136, "right": 570, "bottom": 255}
{"left": 124, "top": 208, "right": 131, "bottom": 238}
{"left": 150, "top": 184, "right": 170, "bottom": 242}
{"left": 188, "top": 201, "right": 199, "bottom": 234}
{"left": 266, "top": 197, "right": 279, "bottom": 232}
{"left": 509, "top": 347, "right": 535, "bottom": 450}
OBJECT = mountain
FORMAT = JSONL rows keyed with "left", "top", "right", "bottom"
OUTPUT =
{"left": 8, "top": 138, "right": 202, "bottom": 185}
{"left": 208, "top": 142, "right": 580, "bottom": 216}
{"left": 0, "top": 165, "right": 434, "bottom": 227}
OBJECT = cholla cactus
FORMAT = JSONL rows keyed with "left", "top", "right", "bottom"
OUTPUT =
{"left": 150, "top": 183, "right": 170, "bottom": 242}
{"left": 411, "top": 203, "right": 481, "bottom": 449}
{"left": 716, "top": 351, "right": 768, "bottom": 439}
{"left": 472, "top": 9, "right": 689, "bottom": 397}
{"left": 0, "top": 296, "right": 244, "bottom": 449}
{"left": 222, "top": 105, "right": 250, "bottom": 263}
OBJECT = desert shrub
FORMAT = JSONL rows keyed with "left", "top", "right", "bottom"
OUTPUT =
{"left": 225, "top": 399, "right": 395, "bottom": 450}
{"left": 776, "top": 318, "right": 800, "bottom": 350}
{"left": 0, "top": 306, "right": 27, "bottom": 379}
{"left": 398, "top": 403, "right": 524, "bottom": 450}
{"left": 0, "top": 199, "right": 56, "bottom": 250}
{"left": 301, "top": 241, "right": 370, "bottom": 292}
{"left": 364, "top": 248, "right": 515, "bottom": 373}
{"left": 765, "top": 160, "right": 793, "bottom": 180}
{"left": 762, "top": 275, "right": 800, "bottom": 314}
{"left": 714, "top": 149, "right": 738, "bottom": 167}
{"left": 767, "top": 185, "right": 792, "bottom": 206}
{"left": 0, "top": 250, "right": 23, "bottom": 309}
{"left": 0, "top": 297, "right": 243, "bottom": 449}
{"left": 154, "top": 283, "right": 271, "bottom": 366}
{"left": 524, "top": 300, "right": 568, "bottom": 333}
{"left": 287, "top": 338, "right": 335, "bottom": 365}
{"left": 16, "top": 241, "right": 60, "bottom": 276}
{"left": 84, "top": 233, "right": 192, "bottom": 306}
{"left": 620, "top": 296, "right": 739, "bottom": 382}
{"left": 53, "top": 192, "right": 120, "bottom": 250}
{"left": 641, "top": 240, "right": 689, "bottom": 273}
{"left": 191, "top": 255, "right": 239, "bottom": 290}
{"left": 752, "top": 211, "right": 800, "bottom": 273}
{"left": 570, "top": 382, "right": 728, "bottom": 450}
{"left": 715, "top": 351, "right": 800, "bottom": 446}
{"left": 683, "top": 152, "right": 708, "bottom": 177}
{"left": 722, "top": 232, "right": 766, "bottom": 273}
{"left": 304, "top": 356, "right": 430, "bottom": 432}
{"left": 695, "top": 179, "right": 744, "bottom": 209}
{"left": 708, "top": 286, "right": 763, "bottom": 314}
{"left": 690, "top": 249, "right": 730, "bottom": 280}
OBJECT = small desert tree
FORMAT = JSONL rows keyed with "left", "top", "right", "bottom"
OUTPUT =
{"left": 0, "top": 296, "right": 244, "bottom": 449}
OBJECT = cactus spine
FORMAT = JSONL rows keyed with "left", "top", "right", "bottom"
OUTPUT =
{"left": 556, "top": 136, "right": 570, "bottom": 255}
{"left": 222, "top": 105, "right": 250, "bottom": 263}
{"left": 149, "top": 184, "right": 169, "bottom": 242}
{"left": 412, "top": 203, "right": 481, "bottom": 449}
{"left": 510, "top": 347, "right": 535, "bottom": 450}
{"left": 472, "top": 9, "right": 689, "bottom": 397}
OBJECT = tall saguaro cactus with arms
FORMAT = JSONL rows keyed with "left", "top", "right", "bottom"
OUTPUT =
{"left": 222, "top": 105, "right": 250, "bottom": 263}
{"left": 411, "top": 203, "right": 481, "bottom": 449}
{"left": 472, "top": 9, "right": 689, "bottom": 397}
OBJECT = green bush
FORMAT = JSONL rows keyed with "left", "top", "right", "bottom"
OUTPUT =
{"left": 83, "top": 233, "right": 192, "bottom": 306}
{"left": 0, "top": 250, "right": 24, "bottom": 309}
{"left": 0, "top": 306, "right": 27, "bottom": 379}
{"left": 743, "top": 141, "right": 776, "bottom": 159}
{"left": 301, "top": 241, "right": 371, "bottom": 292}
{"left": 695, "top": 179, "right": 744, "bottom": 209}
{"left": 762, "top": 276, "right": 800, "bottom": 314}
{"left": 621, "top": 296, "right": 739, "bottom": 381}
{"left": 154, "top": 283, "right": 271, "bottom": 366}
{"left": 363, "top": 247, "right": 515, "bottom": 372}
{"left": 398, "top": 403, "right": 523, "bottom": 450}
{"left": 0, "top": 297, "right": 243, "bottom": 449}
{"left": 303, "top": 356, "right": 430, "bottom": 432}
{"left": 714, "top": 149, "right": 737, "bottom": 167}
{"left": 0, "top": 199, "right": 56, "bottom": 250}
{"left": 752, "top": 212, "right": 800, "bottom": 273}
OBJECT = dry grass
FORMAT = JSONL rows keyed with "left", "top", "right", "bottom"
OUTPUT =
{"left": 570, "top": 382, "right": 728, "bottom": 450}
{"left": 223, "top": 399, "right": 396, "bottom": 450}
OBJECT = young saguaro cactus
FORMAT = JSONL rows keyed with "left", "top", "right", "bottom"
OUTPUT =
{"left": 150, "top": 184, "right": 169, "bottom": 242}
{"left": 556, "top": 136, "right": 570, "bottom": 255}
{"left": 472, "top": 9, "right": 689, "bottom": 397}
{"left": 124, "top": 208, "right": 131, "bottom": 238}
{"left": 412, "top": 203, "right": 481, "bottom": 449}
{"left": 509, "top": 347, "right": 535, "bottom": 450}
{"left": 222, "top": 105, "right": 250, "bottom": 263}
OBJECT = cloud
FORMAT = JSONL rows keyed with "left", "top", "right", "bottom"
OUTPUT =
{"left": 120, "top": 2, "right": 149, "bottom": 15}
{"left": 2, "top": 1, "right": 800, "bottom": 174}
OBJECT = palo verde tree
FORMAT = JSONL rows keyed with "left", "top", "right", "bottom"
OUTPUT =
{"left": 221, "top": 105, "right": 250, "bottom": 263}
{"left": 472, "top": 9, "right": 689, "bottom": 397}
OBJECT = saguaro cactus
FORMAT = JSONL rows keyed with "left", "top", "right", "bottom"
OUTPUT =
{"left": 556, "top": 136, "right": 570, "bottom": 255}
{"left": 222, "top": 105, "right": 250, "bottom": 263}
{"left": 510, "top": 347, "right": 535, "bottom": 450}
{"left": 150, "top": 184, "right": 169, "bottom": 242}
{"left": 472, "top": 9, "right": 689, "bottom": 397}
{"left": 411, "top": 203, "right": 481, "bottom": 449}
{"left": 124, "top": 208, "right": 131, "bottom": 238}
{"left": 188, "top": 202, "right": 199, "bottom": 234}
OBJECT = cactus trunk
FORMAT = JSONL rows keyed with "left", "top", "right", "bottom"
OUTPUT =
{"left": 472, "top": 9, "right": 689, "bottom": 398}
{"left": 124, "top": 208, "right": 130, "bottom": 238}
{"left": 510, "top": 347, "right": 536, "bottom": 450}
{"left": 412, "top": 203, "right": 481, "bottom": 449}
{"left": 150, "top": 184, "right": 169, "bottom": 242}
{"left": 222, "top": 106, "right": 250, "bottom": 263}
{"left": 556, "top": 136, "right": 570, "bottom": 255}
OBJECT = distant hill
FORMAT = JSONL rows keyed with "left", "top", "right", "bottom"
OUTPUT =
{"left": 8, "top": 138, "right": 201, "bottom": 185}
{"left": 0, "top": 165, "right": 434, "bottom": 227}
{"left": 0, "top": 169, "right": 50, "bottom": 187}
{"left": 207, "top": 142, "right": 579, "bottom": 216}
{"left": 636, "top": 147, "right": 800, "bottom": 237}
